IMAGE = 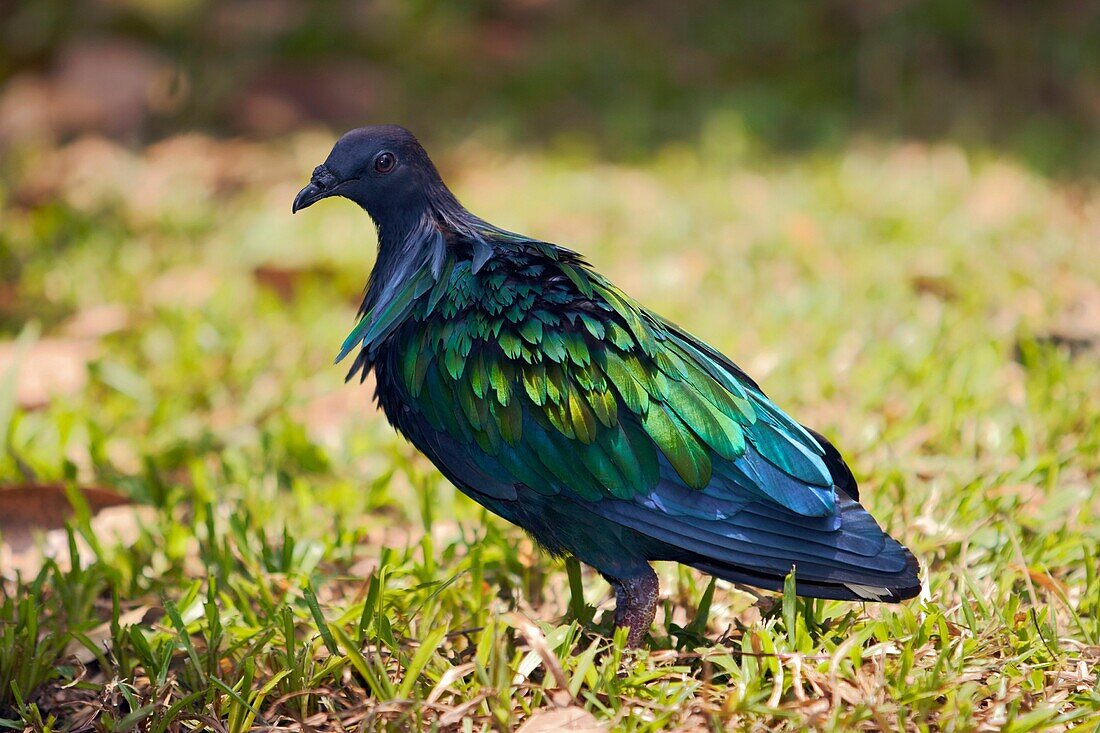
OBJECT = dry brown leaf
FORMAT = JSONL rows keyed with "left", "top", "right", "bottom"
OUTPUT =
{"left": 516, "top": 707, "right": 606, "bottom": 733}
{"left": 0, "top": 484, "right": 130, "bottom": 550}
{"left": 0, "top": 338, "right": 98, "bottom": 409}
{"left": 425, "top": 662, "right": 476, "bottom": 705}
{"left": 909, "top": 273, "right": 959, "bottom": 301}
{"left": 1, "top": 504, "right": 156, "bottom": 578}
{"left": 1027, "top": 569, "right": 1068, "bottom": 597}
{"left": 0, "top": 484, "right": 151, "bottom": 578}
{"left": 505, "top": 612, "right": 570, "bottom": 692}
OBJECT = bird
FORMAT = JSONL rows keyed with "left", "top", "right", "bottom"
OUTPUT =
{"left": 293, "top": 125, "right": 921, "bottom": 647}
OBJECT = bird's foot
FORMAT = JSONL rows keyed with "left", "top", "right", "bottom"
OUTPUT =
{"left": 610, "top": 568, "right": 660, "bottom": 647}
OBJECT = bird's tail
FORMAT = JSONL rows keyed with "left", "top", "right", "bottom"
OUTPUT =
{"left": 688, "top": 540, "right": 921, "bottom": 602}
{"left": 595, "top": 484, "right": 923, "bottom": 602}
{"left": 682, "top": 475, "right": 922, "bottom": 602}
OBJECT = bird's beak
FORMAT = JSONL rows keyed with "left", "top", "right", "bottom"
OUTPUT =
{"left": 292, "top": 181, "right": 328, "bottom": 213}
{"left": 294, "top": 164, "right": 345, "bottom": 213}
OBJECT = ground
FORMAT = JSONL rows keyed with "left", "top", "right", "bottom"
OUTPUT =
{"left": 1, "top": 130, "right": 1098, "bottom": 731}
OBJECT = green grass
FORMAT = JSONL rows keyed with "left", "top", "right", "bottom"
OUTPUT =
{"left": 1, "top": 132, "right": 1098, "bottom": 731}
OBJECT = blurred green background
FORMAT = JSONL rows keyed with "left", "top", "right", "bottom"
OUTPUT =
{"left": 2, "top": 3, "right": 1099, "bottom": 730}
{"left": 3, "top": 0, "right": 1100, "bottom": 174}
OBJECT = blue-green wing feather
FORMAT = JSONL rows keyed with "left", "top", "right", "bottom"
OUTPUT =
{"left": 359, "top": 247, "right": 835, "bottom": 517}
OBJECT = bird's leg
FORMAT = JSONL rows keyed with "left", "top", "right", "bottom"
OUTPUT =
{"left": 609, "top": 567, "right": 660, "bottom": 647}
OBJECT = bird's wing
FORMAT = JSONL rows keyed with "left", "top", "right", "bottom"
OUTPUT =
{"left": 385, "top": 249, "right": 837, "bottom": 518}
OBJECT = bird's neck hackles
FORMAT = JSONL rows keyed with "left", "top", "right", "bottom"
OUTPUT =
{"left": 363, "top": 187, "right": 502, "bottom": 323}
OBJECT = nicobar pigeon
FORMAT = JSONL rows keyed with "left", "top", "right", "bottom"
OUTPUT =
{"left": 293, "top": 126, "right": 920, "bottom": 646}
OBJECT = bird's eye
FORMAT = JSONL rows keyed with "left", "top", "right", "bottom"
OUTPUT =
{"left": 374, "top": 152, "right": 396, "bottom": 174}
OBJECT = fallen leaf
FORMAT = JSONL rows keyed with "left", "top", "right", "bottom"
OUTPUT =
{"left": 0, "top": 484, "right": 130, "bottom": 552}
{"left": 1027, "top": 569, "right": 1068, "bottom": 596}
{"left": 506, "top": 612, "right": 570, "bottom": 692}
{"left": 909, "top": 273, "right": 958, "bottom": 301}
{"left": 517, "top": 707, "right": 606, "bottom": 733}
{"left": 0, "top": 484, "right": 152, "bottom": 578}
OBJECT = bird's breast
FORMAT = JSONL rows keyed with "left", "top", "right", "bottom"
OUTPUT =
{"left": 368, "top": 333, "right": 426, "bottom": 437}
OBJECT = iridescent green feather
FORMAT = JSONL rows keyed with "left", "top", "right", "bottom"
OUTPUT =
{"left": 350, "top": 238, "right": 834, "bottom": 515}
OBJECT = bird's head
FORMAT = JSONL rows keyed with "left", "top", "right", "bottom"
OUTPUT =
{"left": 292, "top": 125, "right": 451, "bottom": 227}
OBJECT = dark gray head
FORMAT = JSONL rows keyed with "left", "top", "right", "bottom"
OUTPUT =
{"left": 292, "top": 125, "right": 460, "bottom": 230}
